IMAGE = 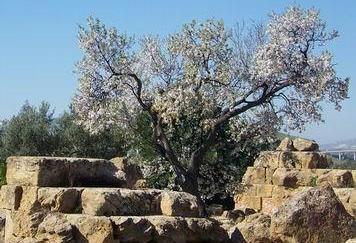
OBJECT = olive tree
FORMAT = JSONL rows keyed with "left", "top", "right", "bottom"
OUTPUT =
{"left": 73, "top": 7, "right": 349, "bottom": 203}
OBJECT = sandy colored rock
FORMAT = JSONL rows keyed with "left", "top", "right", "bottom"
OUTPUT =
{"left": 160, "top": 191, "right": 200, "bottom": 217}
{"left": 65, "top": 214, "right": 113, "bottom": 243}
{"left": 236, "top": 213, "right": 272, "bottom": 243}
{"left": 270, "top": 183, "right": 356, "bottom": 243}
{"left": 37, "top": 188, "right": 82, "bottom": 213}
{"left": 276, "top": 138, "right": 295, "bottom": 151}
{"left": 36, "top": 213, "right": 74, "bottom": 242}
{"left": 242, "top": 167, "right": 265, "bottom": 184}
{"left": 110, "top": 157, "right": 143, "bottom": 188}
{"left": 6, "top": 156, "right": 134, "bottom": 187}
{"left": 254, "top": 151, "right": 281, "bottom": 168}
{"left": 272, "top": 168, "right": 299, "bottom": 187}
{"left": 81, "top": 188, "right": 161, "bottom": 216}
{"left": 317, "top": 170, "right": 354, "bottom": 188}
{"left": 255, "top": 184, "right": 274, "bottom": 197}
{"left": 110, "top": 216, "right": 155, "bottom": 243}
{"left": 235, "top": 195, "right": 262, "bottom": 211}
{"left": 0, "top": 185, "right": 22, "bottom": 210}
{"left": 293, "top": 138, "right": 319, "bottom": 151}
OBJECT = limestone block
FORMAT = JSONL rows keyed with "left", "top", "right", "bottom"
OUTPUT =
{"left": 81, "top": 188, "right": 161, "bottom": 216}
{"left": 242, "top": 167, "right": 265, "bottom": 185}
{"left": 37, "top": 188, "right": 82, "bottom": 213}
{"left": 272, "top": 186, "right": 294, "bottom": 199}
{"left": 334, "top": 188, "right": 353, "bottom": 204}
{"left": 350, "top": 189, "right": 356, "bottom": 204}
{"left": 344, "top": 203, "right": 356, "bottom": 218}
{"left": 256, "top": 184, "right": 274, "bottom": 198}
{"left": 37, "top": 213, "right": 74, "bottom": 242}
{"left": 276, "top": 138, "right": 295, "bottom": 151}
{"left": 270, "top": 184, "right": 356, "bottom": 243}
{"left": 254, "top": 151, "right": 280, "bottom": 168}
{"left": 6, "top": 156, "right": 133, "bottom": 187}
{"left": 65, "top": 214, "right": 113, "bottom": 243}
{"left": 235, "top": 195, "right": 262, "bottom": 211}
{"left": 110, "top": 157, "right": 143, "bottom": 188}
{"left": 265, "top": 168, "right": 276, "bottom": 184}
{"left": 0, "top": 185, "right": 22, "bottom": 210}
{"left": 317, "top": 170, "right": 354, "bottom": 188}
{"left": 160, "top": 191, "right": 200, "bottom": 217}
{"left": 111, "top": 215, "right": 228, "bottom": 243}
{"left": 110, "top": 216, "right": 155, "bottom": 243}
{"left": 272, "top": 168, "right": 299, "bottom": 187}
{"left": 0, "top": 209, "right": 12, "bottom": 243}
{"left": 11, "top": 210, "right": 46, "bottom": 238}
{"left": 261, "top": 197, "right": 281, "bottom": 215}
{"left": 278, "top": 152, "right": 321, "bottom": 169}
{"left": 293, "top": 138, "right": 319, "bottom": 151}
{"left": 236, "top": 213, "right": 271, "bottom": 243}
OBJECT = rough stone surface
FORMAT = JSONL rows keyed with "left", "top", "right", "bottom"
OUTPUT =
{"left": 236, "top": 213, "right": 272, "bottom": 243}
{"left": 6, "top": 156, "right": 139, "bottom": 188}
{"left": 66, "top": 214, "right": 114, "bottom": 243}
{"left": 293, "top": 138, "right": 319, "bottom": 151}
{"left": 160, "top": 191, "right": 201, "bottom": 217}
{"left": 111, "top": 215, "right": 230, "bottom": 243}
{"left": 37, "top": 187, "right": 82, "bottom": 213}
{"left": 0, "top": 185, "right": 22, "bottom": 210}
{"left": 317, "top": 170, "right": 354, "bottom": 188}
{"left": 270, "top": 183, "right": 356, "bottom": 243}
{"left": 81, "top": 188, "right": 162, "bottom": 216}
{"left": 276, "top": 138, "right": 295, "bottom": 151}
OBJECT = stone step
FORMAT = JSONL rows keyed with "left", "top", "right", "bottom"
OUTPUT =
{"left": 0, "top": 186, "right": 201, "bottom": 217}
{"left": 234, "top": 184, "right": 356, "bottom": 217}
{"left": 253, "top": 151, "right": 329, "bottom": 169}
{"left": 6, "top": 156, "right": 142, "bottom": 188}
{"left": 6, "top": 213, "right": 230, "bottom": 243}
{"left": 243, "top": 167, "right": 355, "bottom": 188}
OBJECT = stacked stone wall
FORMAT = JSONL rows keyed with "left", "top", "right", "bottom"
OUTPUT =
{"left": 234, "top": 138, "right": 356, "bottom": 216}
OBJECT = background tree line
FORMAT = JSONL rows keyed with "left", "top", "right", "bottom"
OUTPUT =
{"left": 0, "top": 101, "right": 278, "bottom": 206}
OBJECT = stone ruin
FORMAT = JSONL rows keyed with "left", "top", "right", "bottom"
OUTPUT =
{"left": 0, "top": 138, "right": 355, "bottom": 243}
{"left": 234, "top": 138, "right": 356, "bottom": 217}
{"left": 0, "top": 156, "right": 229, "bottom": 242}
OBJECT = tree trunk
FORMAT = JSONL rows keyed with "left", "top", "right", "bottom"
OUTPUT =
{"left": 177, "top": 169, "right": 207, "bottom": 216}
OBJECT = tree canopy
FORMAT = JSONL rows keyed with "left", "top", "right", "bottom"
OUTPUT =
{"left": 72, "top": 6, "right": 349, "bottom": 203}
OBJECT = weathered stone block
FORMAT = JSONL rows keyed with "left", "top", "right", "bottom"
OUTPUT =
{"left": 256, "top": 184, "right": 274, "bottom": 198}
{"left": 81, "top": 188, "right": 161, "bottom": 216}
{"left": 265, "top": 168, "right": 276, "bottom": 184}
{"left": 293, "top": 138, "right": 319, "bottom": 151}
{"left": 272, "top": 168, "right": 299, "bottom": 187}
{"left": 272, "top": 186, "right": 293, "bottom": 199}
{"left": 317, "top": 170, "right": 354, "bottom": 188}
{"left": 261, "top": 197, "right": 281, "bottom": 215}
{"left": 278, "top": 152, "right": 321, "bottom": 169}
{"left": 6, "top": 156, "right": 136, "bottom": 188}
{"left": 276, "top": 138, "right": 295, "bottom": 151}
{"left": 65, "top": 214, "right": 114, "bottom": 243}
{"left": 0, "top": 185, "right": 22, "bottom": 210}
{"left": 334, "top": 188, "right": 353, "bottom": 204}
{"left": 37, "top": 187, "right": 82, "bottom": 213}
{"left": 160, "top": 191, "right": 200, "bottom": 217}
{"left": 242, "top": 167, "right": 265, "bottom": 185}
{"left": 254, "top": 151, "right": 280, "bottom": 168}
{"left": 235, "top": 195, "right": 262, "bottom": 211}
{"left": 111, "top": 216, "right": 229, "bottom": 243}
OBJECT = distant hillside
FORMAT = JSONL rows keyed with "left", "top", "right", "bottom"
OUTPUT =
{"left": 321, "top": 138, "right": 356, "bottom": 151}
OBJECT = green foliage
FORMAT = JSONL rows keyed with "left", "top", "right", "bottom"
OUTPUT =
{"left": 53, "top": 111, "right": 125, "bottom": 159}
{"left": 0, "top": 102, "right": 127, "bottom": 184}
{"left": 127, "top": 111, "right": 278, "bottom": 201}
{"left": 1, "top": 101, "right": 56, "bottom": 158}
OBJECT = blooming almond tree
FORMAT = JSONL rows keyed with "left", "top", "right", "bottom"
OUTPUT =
{"left": 73, "top": 7, "right": 349, "bottom": 204}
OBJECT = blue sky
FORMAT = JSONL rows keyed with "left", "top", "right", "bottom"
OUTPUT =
{"left": 0, "top": 0, "right": 355, "bottom": 144}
